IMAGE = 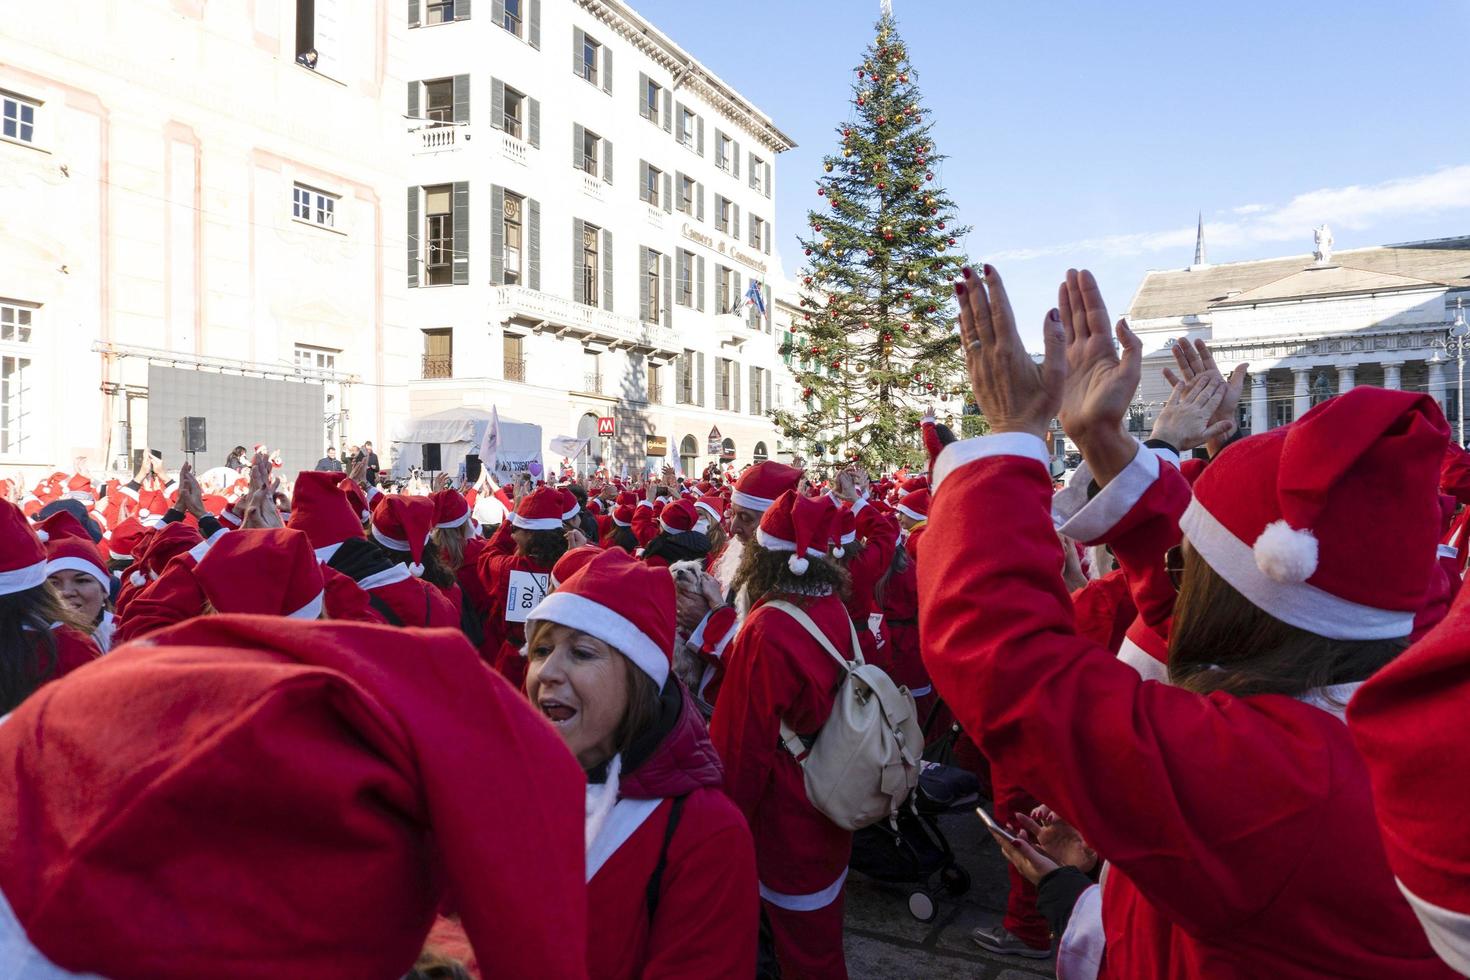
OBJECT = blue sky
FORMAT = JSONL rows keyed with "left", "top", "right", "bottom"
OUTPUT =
{"left": 632, "top": 0, "right": 1470, "bottom": 343}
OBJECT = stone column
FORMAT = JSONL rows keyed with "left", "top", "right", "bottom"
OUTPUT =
{"left": 1337, "top": 364, "right": 1356, "bottom": 394}
{"left": 1382, "top": 361, "right": 1403, "bottom": 391}
{"left": 1428, "top": 357, "right": 1447, "bottom": 412}
{"left": 1251, "top": 371, "right": 1269, "bottom": 432}
{"left": 1292, "top": 367, "right": 1311, "bottom": 420}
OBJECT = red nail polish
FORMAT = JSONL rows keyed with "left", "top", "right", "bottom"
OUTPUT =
{"left": 983, "top": 263, "right": 996, "bottom": 277}
{"left": 955, "top": 282, "right": 966, "bottom": 295}
{"left": 961, "top": 266, "right": 973, "bottom": 279}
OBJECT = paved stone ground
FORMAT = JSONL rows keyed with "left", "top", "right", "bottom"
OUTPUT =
{"left": 843, "top": 810, "right": 1055, "bottom": 979}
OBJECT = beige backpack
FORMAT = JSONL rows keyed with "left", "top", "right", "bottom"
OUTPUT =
{"left": 767, "top": 600, "right": 924, "bottom": 831}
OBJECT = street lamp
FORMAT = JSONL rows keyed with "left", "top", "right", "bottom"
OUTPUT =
{"left": 1433, "top": 299, "right": 1470, "bottom": 446}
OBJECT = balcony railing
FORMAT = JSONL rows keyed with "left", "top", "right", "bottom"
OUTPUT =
{"left": 581, "top": 171, "right": 605, "bottom": 200}
{"left": 422, "top": 354, "right": 453, "bottom": 379}
{"left": 411, "top": 123, "right": 467, "bottom": 154}
{"left": 500, "top": 131, "right": 528, "bottom": 166}
{"left": 582, "top": 373, "right": 604, "bottom": 395}
{"left": 493, "top": 284, "right": 681, "bottom": 358}
{"left": 504, "top": 357, "right": 526, "bottom": 383}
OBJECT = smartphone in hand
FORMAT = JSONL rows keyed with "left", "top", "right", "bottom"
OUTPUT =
{"left": 976, "top": 807, "right": 1020, "bottom": 845}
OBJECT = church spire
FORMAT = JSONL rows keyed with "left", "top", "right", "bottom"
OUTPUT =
{"left": 1190, "top": 211, "right": 1209, "bottom": 270}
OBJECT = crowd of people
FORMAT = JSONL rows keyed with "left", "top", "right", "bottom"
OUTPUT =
{"left": 0, "top": 264, "right": 1466, "bottom": 979}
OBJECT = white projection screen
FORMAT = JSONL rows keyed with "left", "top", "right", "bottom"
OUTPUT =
{"left": 146, "top": 366, "right": 324, "bottom": 474}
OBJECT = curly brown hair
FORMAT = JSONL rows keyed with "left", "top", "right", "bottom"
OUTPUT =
{"left": 731, "top": 542, "right": 851, "bottom": 607}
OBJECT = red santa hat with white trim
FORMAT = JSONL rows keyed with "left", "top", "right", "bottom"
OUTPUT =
{"left": 558, "top": 488, "right": 581, "bottom": 522}
{"left": 658, "top": 498, "right": 700, "bottom": 535}
{"left": 195, "top": 528, "right": 325, "bottom": 620}
{"left": 430, "top": 488, "right": 470, "bottom": 530}
{"left": 896, "top": 488, "right": 930, "bottom": 524}
{"left": 1348, "top": 589, "right": 1470, "bottom": 974}
{"left": 610, "top": 503, "right": 635, "bottom": 528}
{"left": 731, "top": 461, "right": 803, "bottom": 515}
{"left": 1180, "top": 387, "right": 1447, "bottom": 641}
{"left": 338, "top": 478, "right": 372, "bottom": 523}
{"left": 370, "top": 494, "right": 434, "bottom": 577}
{"left": 64, "top": 472, "right": 96, "bottom": 503}
{"left": 512, "top": 488, "right": 566, "bottom": 531}
{"left": 549, "top": 544, "right": 604, "bottom": 590}
{"left": 694, "top": 494, "right": 725, "bottom": 531}
{"left": 0, "top": 615, "right": 587, "bottom": 978}
{"left": 289, "top": 470, "right": 367, "bottom": 560}
{"left": 0, "top": 500, "right": 47, "bottom": 597}
{"left": 105, "top": 516, "right": 148, "bottom": 563}
{"left": 37, "top": 510, "right": 109, "bottom": 592}
{"left": 528, "top": 548, "right": 674, "bottom": 689}
{"left": 830, "top": 507, "right": 858, "bottom": 558}
{"left": 756, "top": 489, "right": 837, "bottom": 576}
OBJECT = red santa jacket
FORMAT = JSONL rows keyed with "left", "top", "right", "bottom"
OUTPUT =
{"left": 708, "top": 592, "right": 853, "bottom": 903}
{"left": 455, "top": 536, "right": 491, "bottom": 618}
{"left": 920, "top": 436, "right": 1451, "bottom": 979}
{"left": 358, "top": 566, "right": 459, "bottom": 630}
{"left": 475, "top": 525, "right": 555, "bottom": 689}
{"left": 587, "top": 685, "right": 757, "bottom": 980}
{"left": 881, "top": 524, "right": 930, "bottom": 695}
{"left": 838, "top": 496, "right": 900, "bottom": 672}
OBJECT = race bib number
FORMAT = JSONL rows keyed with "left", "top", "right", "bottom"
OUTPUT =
{"left": 505, "top": 570, "right": 550, "bottom": 624}
{"left": 868, "top": 612, "right": 885, "bottom": 650}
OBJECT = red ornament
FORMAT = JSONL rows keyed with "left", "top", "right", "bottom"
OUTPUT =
{"left": 878, "top": 116, "right": 887, "bottom": 125}
{"left": 904, "top": 291, "right": 912, "bottom": 299}
{"left": 938, "top": 222, "right": 946, "bottom": 230}
{"left": 804, "top": 248, "right": 812, "bottom": 256}
{"left": 878, "top": 182, "right": 887, "bottom": 190}
{"left": 925, "top": 383, "right": 935, "bottom": 391}
{"left": 901, "top": 323, "right": 910, "bottom": 332}
{"left": 818, "top": 187, "right": 826, "bottom": 196}
{"left": 803, "top": 276, "right": 813, "bottom": 285}
{"left": 814, "top": 223, "right": 823, "bottom": 232}
{"left": 948, "top": 238, "right": 956, "bottom": 246}
{"left": 803, "top": 388, "right": 813, "bottom": 398}
{"left": 900, "top": 73, "right": 908, "bottom": 82}
{"left": 832, "top": 360, "right": 842, "bottom": 369}
{"left": 925, "top": 172, "right": 934, "bottom": 181}
{"left": 843, "top": 128, "right": 852, "bottom": 137}
{"left": 854, "top": 415, "right": 863, "bottom": 423}
{"left": 857, "top": 97, "right": 865, "bottom": 106}
{"left": 867, "top": 249, "right": 874, "bottom": 256}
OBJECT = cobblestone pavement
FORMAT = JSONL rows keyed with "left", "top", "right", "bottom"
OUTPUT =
{"left": 843, "top": 810, "right": 1055, "bottom": 979}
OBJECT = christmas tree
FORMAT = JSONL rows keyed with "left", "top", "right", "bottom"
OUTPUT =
{"left": 772, "top": 10, "right": 973, "bottom": 471}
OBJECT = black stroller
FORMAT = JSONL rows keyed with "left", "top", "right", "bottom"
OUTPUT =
{"left": 848, "top": 757, "right": 982, "bottom": 922}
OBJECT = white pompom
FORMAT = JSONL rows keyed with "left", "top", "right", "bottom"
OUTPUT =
{"left": 35, "top": 529, "right": 48, "bottom": 543}
{"left": 129, "top": 571, "right": 146, "bottom": 587}
{"left": 1253, "top": 519, "right": 1318, "bottom": 583}
{"left": 409, "top": 562, "right": 425, "bottom": 578}
{"left": 831, "top": 546, "right": 846, "bottom": 559}
{"left": 788, "top": 554, "right": 810, "bottom": 576}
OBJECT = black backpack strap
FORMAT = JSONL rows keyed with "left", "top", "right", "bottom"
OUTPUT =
{"left": 644, "top": 794, "right": 689, "bottom": 922}
{"left": 367, "top": 593, "right": 404, "bottom": 627}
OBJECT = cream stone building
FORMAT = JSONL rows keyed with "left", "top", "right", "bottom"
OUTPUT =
{"left": 0, "top": 1, "right": 411, "bottom": 478}
{"left": 1127, "top": 228, "right": 1470, "bottom": 443}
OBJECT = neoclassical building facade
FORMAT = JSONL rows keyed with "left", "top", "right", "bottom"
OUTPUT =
{"left": 1127, "top": 231, "right": 1470, "bottom": 442}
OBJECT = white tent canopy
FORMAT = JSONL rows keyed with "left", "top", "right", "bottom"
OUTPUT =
{"left": 389, "top": 407, "right": 542, "bottom": 482}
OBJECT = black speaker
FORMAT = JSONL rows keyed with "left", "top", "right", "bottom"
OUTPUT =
{"left": 422, "top": 443, "right": 442, "bottom": 471}
{"left": 464, "top": 453, "right": 482, "bottom": 484}
{"left": 181, "top": 417, "right": 207, "bottom": 453}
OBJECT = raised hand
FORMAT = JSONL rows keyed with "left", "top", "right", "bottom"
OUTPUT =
{"left": 1057, "top": 269, "right": 1141, "bottom": 486}
{"left": 1150, "top": 372, "right": 1235, "bottom": 451}
{"left": 564, "top": 527, "right": 589, "bottom": 550}
{"left": 1163, "top": 338, "right": 1248, "bottom": 456}
{"left": 833, "top": 469, "right": 857, "bottom": 502}
{"left": 176, "top": 462, "right": 206, "bottom": 519}
{"left": 851, "top": 465, "right": 871, "bottom": 500}
{"left": 348, "top": 454, "right": 369, "bottom": 486}
{"left": 956, "top": 265, "right": 1066, "bottom": 440}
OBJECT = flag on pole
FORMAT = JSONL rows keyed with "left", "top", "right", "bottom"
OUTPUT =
{"left": 744, "top": 278, "right": 767, "bottom": 318}
{"left": 478, "top": 405, "right": 502, "bottom": 477}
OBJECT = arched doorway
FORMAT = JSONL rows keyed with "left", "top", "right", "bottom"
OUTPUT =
{"left": 680, "top": 434, "right": 699, "bottom": 479}
{"left": 753, "top": 441, "right": 769, "bottom": 463}
{"left": 721, "top": 437, "right": 736, "bottom": 463}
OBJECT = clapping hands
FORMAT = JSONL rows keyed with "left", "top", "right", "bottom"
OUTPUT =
{"left": 1164, "top": 338, "right": 1247, "bottom": 457}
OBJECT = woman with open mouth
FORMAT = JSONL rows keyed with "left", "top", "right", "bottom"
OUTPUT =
{"left": 524, "top": 548, "right": 757, "bottom": 979}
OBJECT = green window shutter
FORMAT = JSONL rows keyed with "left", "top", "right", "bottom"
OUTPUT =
{"left": 490, "top": 185, "right": 505, "bottom": 285}
{"left": 528, "top": 0, "right": 540, "bottom": 48}
{"left": 406, "top": 186, "right": 419, "bottom": 288}
{"left": 675, "top": 353, "right": 686, "bottom": 404}
{"left": 638, "top": 160, "right": 649, "bottom": 203}
{"left": 695, "top": 182, "right": 704, "bottom": 222}
{"left": 528, "top": 96, "right": 540, "bottom": 148}
{"left": 451, "top": 181, "right": 470, "bottom": 285}
{"left": 675, "top": 102, "right": 685, "bottom": 143}
{"left": 662, "top": 253, "right": 672, "bottom": 327}
{"left": 452, "top": 74, "right": 469, "bottom": 124}
{"left": 492, "top": 0, "right": 505, "bottom": 28}
{"left": 764, "top": 223, "right": 771, "bottom": 255}
{"left": 572, "top": 218, "right": 585, "bottom": 303}
{"left": 572, "top": 122, "right": 584, "bottom": 169}
{"left": 639, "top": 247, "right": 650, "bottom": 323}
{"left": 764, "top": 161, "right": 772, "bottom": 199}
{"left": 603, "top": 137, "right": 613, "bottom": 184}
{"left": 697, "top": 116, "right": 704, "bottom": 156}
{"left": 661, "top": 88, "right": 671, "bottom": 133}
{"left": 733, "top": 362, "right": 741, "bottom": 414}
{"left": 491, "top": 78, "right": 505, "bottom": 130}
{"left": 572, "top": 28, "right": 583, "bottom": 75}
{"left": 602, "top": 229, "right": 613, "bottom": 310}
{"left": 732, "top": 204, "right": 740, "bottom": 241}
{"left": 732, "top": 141, "right": 740, "bottom": 179}
{"left": 638, "top": 73, "right": 649, "bottom": 118}
{"left": 602, "top": 45, "right": 612, "bottom": 94}
{"left": 697, "top": 352, "right": 706, "bottom": 406}
{"left": 527, "top": 198, "right": 540, "bottom": 290}
{"left": 407, "top": 80, "right": 419, "bottom": 118}
{"left": 662, "top": 172, "right": 672, "bottom": 214}
{"left": 455, "top": 0, "right": 469, "bottom": 19}
{"left": 409, "top": 0, "right": 420, "bottom": 26}
{"left": 696, "top": 256, "right": 705, "bottom": 312}
{"left": 765, "top": 370, "right": 772, "bottom": 414}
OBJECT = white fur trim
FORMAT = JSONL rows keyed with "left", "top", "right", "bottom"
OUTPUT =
{"left": 218, "top": 508, "right": 243, "bottom": 527}
{"left": 527, "top": 591, "right": 670, "bottom": 688}
{"left": 186, "top": 538, "right": 212, "bottom": 564}
{"left": 1253, "top": 520, "right": 1318, "bottom": 583}
{"left": 313, "top": 541, "right": 343, "bottom": 563}
{"left": 435, "top": 512, "right": 470, "bottom": 530}
{"left": 788, "top": 554, "right": 809, "bottom": 575}
{"left": 408, "top": 562, "right": 425, "bottom": 578}
{"left": 287, "top": 590, "right": 325, "bottom": 621}
{"left": 1117, "top": 636, "right": 1170, "bottom": 683}
{"left": 34, "top": 529, "right": 48, "bottom": 543}
{"left": 755, "top": 527, "right": 827, "bottom": 559}
{"left": 356, "top": 564, "right": 412, "bottom": 591}
{"left": 758, "top": 868, "right": 848, "bottom": 912}
{"left": 730, "top": 489, "right": 777, "bottom": 513}
{"left": 128, "top": 571, "right": 147, "bottom": 587}
{"left": 1396, "top": 878, "right": 1470, "bottom": 976}
{"left": 586, "top": 788, "right": 665, "bottom": 883}
{"left": 0, "top": 559, "right": 47, "bottom": 597}
{"left": 43, "top": 557, "right": 109, "bottom": 590}
{"left": 1055, "top": 441, "right": 1161, "bottom": 544}
{"left": 1180, "top": 498, "right": 1412, "bottom": 639}
{"left": 370, "top": 525, "right": 411, "bottom": 551}
{"left": 694, "top": 501, "right": 722, "bottom": 524}
{"left": 895, "top": 502, "right": 927, "bottom": 523}
{"left": 512, "top": 514, "right": 564, "bottom": 531}
{"left": 1057, "top": 883, "right": 1105, "bottom": 980}
{"left": 932, "top": 432, "right": 1051, "bottom": 495}
{"left": 561, "top": 504, "right": 580, "bottom": 521}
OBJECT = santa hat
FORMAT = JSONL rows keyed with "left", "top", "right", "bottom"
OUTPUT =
{"left": 658, "top": 498, "right": 700, "bottom": 535}
{"left": 63, "top": 473, "right": 96, "bottom": 502}
{"left": 830, "top": 508, "right": 858, "bottom": 558}
{"left": 0, "top": 500, "right": 47, "bottom": 597}
{"left": 288, "top": 471, "right": 368, "bottom": 561}
{"left": 549, "top": 545, "right": 603, "bottom": 589}
{"left": 757, "top": 490, "right": 837, "bottom": 576}
{"left": 615, "top": 491, "right": 638, "bottom": 509}
{"left": 512, "top": 488, "right": 566, "bottom": 531}
{"left": 0, "top": 614, "right": 587, "bottom": 978}
{"left": 694, "top": 494, "right": 725, "bottom": 529}
{"left": 105, "top": 517, "right": 148, "bottom": 563}
{"left": 611, "top": 503, "right": 634, "bottom": 528}
{"left": 896, "top": 488, "right": 930, "bottom": 524}
{"left": 195, "top": 529, "right": 325, "bottom": 620}
{"left": 37, "top": 511, "right": 109, "bottom": 591}
{"left": 559, "top": 489, "right": 581, "bottom": 522}
{"left": 898, "top": 474, "right": 928, "bottom": 497}
{"left": 731, "top": 461, "right": 803, "bottom": 515}
{"left": 338, "top": 478, "right": 372, "bottom": 523}
{"left": 370, "top": 495, "right": 434, "bottom": 576}
{"left": 1348, "top": 594, "right": 1470, "bottom": 974}
{"left": 430, "top": 488, "right": 470, "bottom": 531}
{"left": 217, "top": 497, "right": 245, "bottom": 528}
{"left": 528, "top": 549, "right": 674, "bottom": 688}
{"left": 1180, "top": 388, "right": 1447, "bottom": 640}
{"left": 125, "top": 523, "right": 202, "bottom": 588}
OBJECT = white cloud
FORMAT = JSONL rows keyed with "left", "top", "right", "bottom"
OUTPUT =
{"left": 990, "top": 164, "right": 1470, "bottom": 263}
